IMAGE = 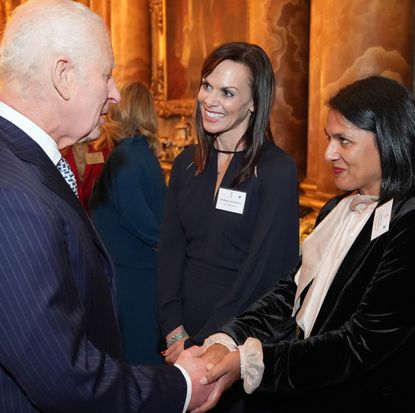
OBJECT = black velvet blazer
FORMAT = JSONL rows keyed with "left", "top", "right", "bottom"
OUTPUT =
{"left": 222, "top": 194, "right": 415, "bottom": 412}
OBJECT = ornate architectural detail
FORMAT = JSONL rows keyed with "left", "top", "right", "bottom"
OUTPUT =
{"left": 149, "top": 0, "right": 195, "bottom": 118}
{"left": 151, "top": 61, "right": 165, "bottom": 103}
{"left": 155, "top": 99, "right": 194, "bottom": 117}
{"left": 148, "top": 0, "right": 163, "bottom": 32}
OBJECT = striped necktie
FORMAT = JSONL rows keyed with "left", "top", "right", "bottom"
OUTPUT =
{"left": 57, "top": 157, "right": 79, "bottom": 197}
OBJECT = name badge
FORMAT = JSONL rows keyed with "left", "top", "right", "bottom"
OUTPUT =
{"left": 85, "top": 151, "right": 105, "bottom": 165}
{"left": 216, "top": 188, "right": 246, "bottom": 215}
{"left": 371, "top": 198, "right": 393, "bottom": 240}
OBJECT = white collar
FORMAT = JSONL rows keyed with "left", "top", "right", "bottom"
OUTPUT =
{"left": 0, "top": 101, "right": 61, "bottom": 165}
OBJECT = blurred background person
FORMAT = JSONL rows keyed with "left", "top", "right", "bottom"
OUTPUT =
{"left": 90, "top": 81, "right": 166, "bottom": 365}
{"left": 60, "top": 140, "right": 111, "bottom": 214}
{"left": 157, "top": 42, "right": 299, "bottom": 412}
{"left": 197, "top": 75, "right": 415, "bottom": 413}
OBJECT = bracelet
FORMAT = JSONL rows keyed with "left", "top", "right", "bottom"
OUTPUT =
{"left": 166, "top": 331, "right": 188, "bottom": 348}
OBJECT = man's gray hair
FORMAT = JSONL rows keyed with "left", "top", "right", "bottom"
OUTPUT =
{"left": 0, "top": 0, "right": 109, "bottom": 87}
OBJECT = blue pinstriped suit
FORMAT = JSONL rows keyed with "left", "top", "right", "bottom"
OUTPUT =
{"left": 0, "top": 116, "right": 186, "bottom": 412}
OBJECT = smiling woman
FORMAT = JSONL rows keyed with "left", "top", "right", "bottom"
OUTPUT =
{"left": 157, "top": 41, "right": 299, "bottom": 413}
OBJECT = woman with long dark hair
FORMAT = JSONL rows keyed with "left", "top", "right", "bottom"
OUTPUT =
{"left": 157, "top": 42, "right": 299, "bottom": 412}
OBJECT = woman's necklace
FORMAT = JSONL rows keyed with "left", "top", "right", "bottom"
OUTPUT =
{"left": 213, "top": 148, "right": 242, "bottom": 154}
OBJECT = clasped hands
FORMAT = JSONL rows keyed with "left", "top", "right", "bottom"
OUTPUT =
{"left": 175, "top": 343, "right": 241, "bottom": 412}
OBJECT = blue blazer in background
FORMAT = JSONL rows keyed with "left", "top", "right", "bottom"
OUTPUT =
{"left": 90, "top": 135, "right": 167, "bottom": 364}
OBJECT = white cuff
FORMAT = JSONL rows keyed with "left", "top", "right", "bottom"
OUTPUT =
{"left": 203, "top": 333, "right": 238, "bottom": 351}
{"left": 174, "top": 364, "right": 191, "bottom": 413}
{"left": 238, "top": 337, "right": 264, "bottom": 394}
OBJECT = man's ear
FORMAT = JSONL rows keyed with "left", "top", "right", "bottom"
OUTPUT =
{"left": 51, "top": 57, "right": 74, "bottom": 101}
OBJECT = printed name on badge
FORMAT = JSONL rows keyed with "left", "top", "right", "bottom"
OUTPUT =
{"left": 371, "top": 198, "right": 393, "bottom": 240}
{"left": 216, "top": 188, "right": 246, "bottom": 215}
{"left": 85, "top": 151, "right": 105, "bottom": 165}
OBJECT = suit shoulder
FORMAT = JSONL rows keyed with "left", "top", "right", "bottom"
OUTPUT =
{"left": 0, "top": 142, "right": 34, "bottom": 188}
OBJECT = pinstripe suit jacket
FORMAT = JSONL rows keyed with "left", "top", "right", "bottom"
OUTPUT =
{"left": 0, "top": 116, "right": 186, "bottom": 412}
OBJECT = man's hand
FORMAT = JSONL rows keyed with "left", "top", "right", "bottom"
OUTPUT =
{"left": 175, "top": 346, "right": 214, "bottom": 411}
{"left": 191, "top": 350, "right": 241, "bottom": 413}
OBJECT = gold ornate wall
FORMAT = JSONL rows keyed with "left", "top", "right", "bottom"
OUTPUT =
{"left": 151, "top": 0, "right": 310, "bottom": 184}
{"left": 301, "top": 0, "right": 414, "bottom": 210}
{"left": 0, "top": 0, "right": 151, "bottom": 85}
{"left": 0, "top": 0, "right": 24, "bottom": 23}
{"left": 1, "top": 0, "right": 414, "bottom": 228}
{"left": 248, "top": 0, "right": 310, "bottom": 181}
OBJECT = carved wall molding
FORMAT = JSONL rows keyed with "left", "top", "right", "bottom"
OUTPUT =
{"left": 149, "top": 0, "right": 195, "bottom": 117}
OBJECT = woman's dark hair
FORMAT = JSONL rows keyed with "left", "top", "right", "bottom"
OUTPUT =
{"left": 194, "top": 42, "right": 275, "bottom": 186}
{"left": 328, "top": 75, "right": 415, "bottom": 203}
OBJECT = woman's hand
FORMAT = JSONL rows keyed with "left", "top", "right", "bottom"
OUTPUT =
{"left": 163, "top": 338, "right": 186, "bottom": 364}
{"left": 201, "top": 343, "right": 230, "bottom": 369}
{"left": 163, "top": 325, "right": 188, "bottom": 364}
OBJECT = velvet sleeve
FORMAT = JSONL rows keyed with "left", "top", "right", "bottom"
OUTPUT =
{"left": 226, "top": 204, "right": 415, "bottom": 394}
{"left": 220, "top": 271, "right": 299, "bottom": 343}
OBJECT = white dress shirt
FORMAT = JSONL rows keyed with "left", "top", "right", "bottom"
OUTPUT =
{"left": 0, "top": 101, "right": 61, "bottom": 165}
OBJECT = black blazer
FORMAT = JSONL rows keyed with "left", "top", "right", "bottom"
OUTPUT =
{"left": 0, "top": 117, "right": 186, "bottom": 412}
{"left": 222, "top": 194, "right": 415, "bottom": 412}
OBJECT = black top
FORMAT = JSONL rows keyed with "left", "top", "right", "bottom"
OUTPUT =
{"left": 157, "top": 142, "right": 299, "bottom": 345}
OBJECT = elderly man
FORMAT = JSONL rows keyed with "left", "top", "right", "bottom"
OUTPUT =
{"left": 0, "top": 0, "right": 210, "bottom": 411}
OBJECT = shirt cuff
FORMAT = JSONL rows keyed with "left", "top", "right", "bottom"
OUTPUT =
{"left": 204, "top": 334, "right": 264, "bottom": 394}
{"left": 238, "top": 337, "right": 264, "bottom": 394}
{"left": 173, "top": 364, "right": 191, "bottom": 413}
{"left": 203, "top": 332, "right": 238, "bottom": 351}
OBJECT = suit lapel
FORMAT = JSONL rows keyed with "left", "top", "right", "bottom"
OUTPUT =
{"left": 0, "top": 117, "right": 108, "bottom": 257}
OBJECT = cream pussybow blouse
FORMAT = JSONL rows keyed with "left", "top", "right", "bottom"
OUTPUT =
{"left": 293, "top": 193, "right": 378, "bottom": 338}
{"left": 204, "top": 193, "right": 379, "bottom": 393}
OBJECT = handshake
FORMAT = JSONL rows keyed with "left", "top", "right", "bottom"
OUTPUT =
{"left": 174, "top": 343, "right": 241, "bottom": 412}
